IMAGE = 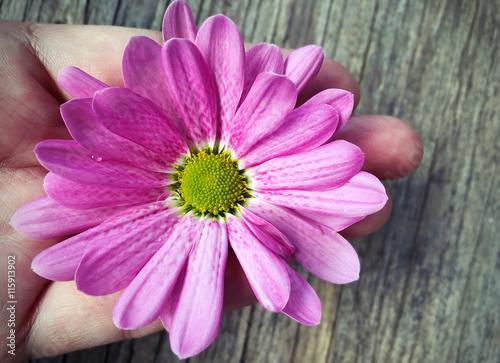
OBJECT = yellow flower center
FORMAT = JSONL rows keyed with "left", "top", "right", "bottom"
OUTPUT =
{"left": 171, "top": 148, "right": 250, "bottom": 218}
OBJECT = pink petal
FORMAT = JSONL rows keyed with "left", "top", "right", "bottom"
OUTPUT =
{"left": 32, "top": 234, "right": 94, "bottom": 281}
{"left": 284, "top": 45, "right": 323, "bottom": 94}
{"left": 159, "top": 266, "right": 184, "bottom": 333}
{"left": 10, "top": 196, "right": 125, "bottom": 240}
{"left": 251, "top": 140, "right": 364, "bottom": 191}
{"left": 93, "top": 87, "right": 188, "bottom": 163}
{"left": 169, "top": 219, "right": 228, "bottom": 359}
{"left": 227, "top": 214, "right": 290, "bottom": 312}
{"left": 240, "top": 43, "right": 284, "bottom": 105}
{"left": 162, "top": 39, "right": 217, "bottom": 147}
{"left": 162, "top": 0, "right": 197, "bottom": 42}
{"left": 304, "top": 89, "right": 354, "bottom": 133}
{"left": 247, "top": 199, "right": 360, "bottom": 284}
{"left": 224, "top": 72, "right": 297, "bottom": 157}
{"left": 239, "top": 207, "right": 294, "bottom": 259}
{"left": 254, "top": 171, "right": 388, "bottom": 217}
{"left": 75, "top": 202, "right": 181, "bottom": 296}
{"left": 44, "top": 172, "right": 166, "bottom": 210}
{"left": 195, "top": 15, "right": 245, "bottom": 140}
{"left": 31, "top": 202, "right": 169, "bottom": 281}
{"left": 35, "top": 140, "right": 169, "bottom": 189}
{"left": 122, "top": 36, "right": 187, "bottom": 138}
{"left": 281, "top": 263, "right": 321, "bottom": 325}
{"left": 61, "top": 98, "right": 171, "bottom": 173}
{"left": 295, "top": 210, "right": 365, "bottom": 232}
{"left": 113, "top": 214, "right": 200, "bottom": 329}
{"left": 240, "top": 103, "right": 339, "bottom": 167}
{"left": 57, "top": 66, "right": 107, "bottom": 98}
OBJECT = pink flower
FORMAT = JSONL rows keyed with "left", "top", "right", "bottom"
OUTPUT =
{"left": 10, "top": 1, "right": 387, "bottom": 359}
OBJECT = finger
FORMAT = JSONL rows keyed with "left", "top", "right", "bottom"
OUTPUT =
{"left": 20, "top": 22, "right": 163, "bottom": 95}
{"left": 340, "top": 189, "right": 393, "bottom": 239}
{"left": 335, "top": 115, "right": 423, "bottom": 180}
{"left": 25, "top": 281, "right": 163, "bottom": 358}
{"left": 280, "top": 48, "right": 361, "bottom": 107}
{"left": 223, "top": 250, "right": 257, "bottom": 311}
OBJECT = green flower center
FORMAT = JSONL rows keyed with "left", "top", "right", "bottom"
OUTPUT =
{"left": 171, "top": 148, "right": 251, "bottom": 218}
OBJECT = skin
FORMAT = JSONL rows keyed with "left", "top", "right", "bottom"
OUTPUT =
{"left": 0, "top": 21, "right": 423, "bottom": 362}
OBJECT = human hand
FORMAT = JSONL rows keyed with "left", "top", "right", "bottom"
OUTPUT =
{"left": 0, "top": 20, "right": 422, "bottom": 362}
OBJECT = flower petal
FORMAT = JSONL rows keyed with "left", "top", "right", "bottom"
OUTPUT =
{"left": 227, "top": 214, "right": 290, "bottom": 312}
{"left": 281, "top": 263, "right": 321, "bottom": 325}
{"left": 304, "top": 88, "right": 354, "bottom": 133}
{"left": 162, "top": 38, "right": 217, "bottom": 147}
{"left": 169, "top": 218, "right": 228, "bottom": 359}
{"left": 239, "top": 207, "right": 294, "bottom": 259}
{"left": 254, "top": 171, "right": 388, "bottom": 217}
{"left": 162, "top": 0, "right": 197, "bottom": 42}
{"left": 225, "top": 72, "right": 297, "bottom": 157}
{"left": 295, "top": 210, "right": 365, "bottom": 232}
{"left": 196, "top": 15, "right": 245, "bottom": 140}
{"left": 32, "top": 235, "right": 93, "bottom": 281}
{"left": 35, "top": 140, "right": 169, "bottom": 189}
{"left": 240, "top": 43, "right": 284, "bottom": 104}
{"left": 93, "top": 87, "right": 188, "bottom": 162}
{"left": 57, "top": 66, "right": 107, "bottom": 98}
{"left": 75, "top": 202, "right": 180, "bottom": 296}
{"left": 284, "top": 45, "right": 323, "bottom": 94}
{"left": 240, "top": 103, "right": 339, "bottom": 167}
{"left": 44, "top": 172, "right": 166, "bottom": 210}
{"left": 159, "top": 266, "right": 184, "bottom": 333}
{"left": 113, "top": 214, "right": 199, "bottom": 329}
{"left": 251, "top": 140, "right": 364, "bottom": 191}
{"left": 61, "top": 98, "right": 171, "bottom": 173}
{"left": 247, "top": 199, "right": 360, "bottom": 284}
{"left": 122, "top": 36, "right": 186, "bottom": 138}
{"left": 31, "top": 202, "right": 167, "bottom": 281}
{"left": 10, "top": 196, "right": 125, "bottom": 240}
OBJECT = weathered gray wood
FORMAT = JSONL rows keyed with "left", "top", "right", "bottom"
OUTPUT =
{"left": 1, "top": 0, "right": 498, "bottom": 362}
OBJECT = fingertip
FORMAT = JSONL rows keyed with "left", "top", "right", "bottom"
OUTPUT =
{"left": 22, "top": 23, "right": 163, "bottom": 87}
{"left": 335, "top": 115, "right": 423, "bottom": 180}
{"left": 223, "top": 249, "right": 257, "bottom": 311}
{"left": 298, "top": 57, "right": 361, "bottom": 107}
{"left": 341, "top": 189, "right": 393, "bottom": 239}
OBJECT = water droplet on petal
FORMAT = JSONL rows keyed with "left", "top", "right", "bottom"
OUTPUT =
{"left": 91, "top": 155, "right": 103, "bottom": 162}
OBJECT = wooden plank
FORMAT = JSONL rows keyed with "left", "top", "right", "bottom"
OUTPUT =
{"left": 0, "top": 0, "right": 498, "bottom": 362}
{"left": 0, "top": 0, "right": 28, "bottom": 21}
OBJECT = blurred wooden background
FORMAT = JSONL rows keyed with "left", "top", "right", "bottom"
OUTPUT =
{"left": 1, "top": 0, "right": 499, "bottom": 362}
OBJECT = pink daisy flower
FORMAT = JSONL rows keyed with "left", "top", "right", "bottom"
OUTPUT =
{"left": 10, "top": 1, "right": 388, "bottom": 358}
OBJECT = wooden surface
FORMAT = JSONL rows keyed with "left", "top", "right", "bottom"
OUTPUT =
{"left": 1, "top": 0, "right": 499, "bottom": 362}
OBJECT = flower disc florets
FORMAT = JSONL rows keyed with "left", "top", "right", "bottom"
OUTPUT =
{"left": 171, "top": 147, "right": 251, "bottom": 218}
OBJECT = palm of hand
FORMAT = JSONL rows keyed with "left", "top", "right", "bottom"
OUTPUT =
{"left": 0, "top": 22, "right": 179, "bottom": 361}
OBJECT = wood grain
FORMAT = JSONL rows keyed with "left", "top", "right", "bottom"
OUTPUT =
{"left": 1, "top": 0, "right": 498, "bottom": 362}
